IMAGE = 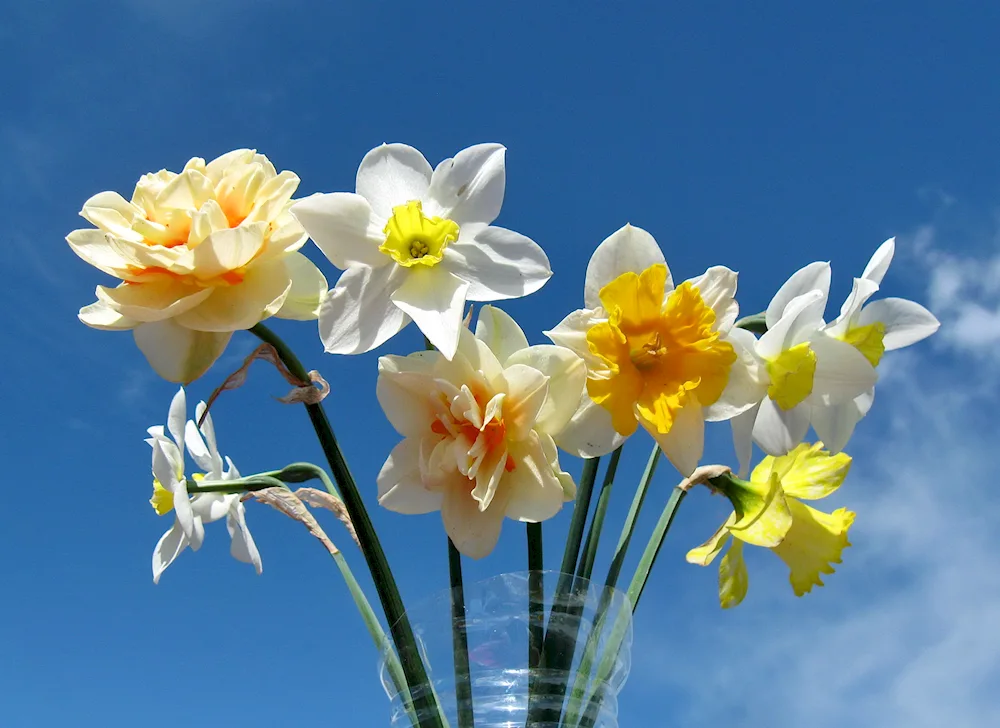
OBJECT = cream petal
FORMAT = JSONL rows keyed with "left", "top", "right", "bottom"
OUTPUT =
{"left": 451, "top": 328, "right": 505, "bottom": 389}
{"left": 584, "top": 224, "right": 667, "bottom": 310}
{"left": 80, "top": 191, "right": 140, "bottom": 235}
{"left": 175, "top": 258, "right": 292, "bottom": 332}
{"left": 190, "top": 223, "right": 268, "bottom": 280}
{"left": 553, "top": 393, "right": 625, "bottom": 458}
{"left": 502, "top": 364, "right": 550, "bottom": 442}
{"left": 685, "top": 266, "right": 739, "bottom": 331}
{"left": 440, "top": 481, "right": 510, "bottom": 559}
{"left": 78, "top": 301, "right": 138, "bottom": 330}
{"left": 377, "top": 439, "right": 445, "bottom": 515}
{"left": 377, "top": 353, "right": 440, "bottom": 437}
{"left": 319, "top": 263, "right": 409, "bottom": 355}
{"left": 188, "top": 199, "right": 230, "bottom": 247}
{"left": 425, "top": 143, "right": 506, "bottom": 225}
{"left": 247, "top": 171, "right": 300, "bottom": 224}
{"left": 862, "top": 237, "right": 895, "bottom": 285}
{"left": 445, "top": 226, "right": 551, "bottom": 301}
{"left": 275, "top": 252, "right": 328, "bottom": 321}
{"left": 505, "top": 345, "right": 586, "bottom": 436}
{"left": 134, "top": 320, "right": 232, "bottom": 384}
{"left": 642, "top": 399, "right": 704, "bottom": 477}
{"left": 356, "top": 143, "right": 433, "bottom": 219}
{"left": 390, "top": 266, "right": 469, "bottom": 360}
{"left": 96, "top": 281, "right": 213, "bottom": 323}
{"left": 752, "top": 398, "right": 810, "bottom": 457}
{"left": 504, "top": 432, "right": 566, "bottom": 523}
{"left": 474, "top": 304, "right": 529, "bottom": 364}
{"left": 290, "top": 192, "right": 389, "bottom": 270}
{"left": 858, "top": 297, "right": 940, "bottom": 350}
{"left": 66, "top": 228, "right": 131, "bottom": 278}
{"left": 765, "top": 261, "right": 831, "bottom": 330}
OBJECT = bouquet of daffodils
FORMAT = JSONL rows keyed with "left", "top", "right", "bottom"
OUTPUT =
{"left": 68, "top": 144, "right": 940, "bottom": 727}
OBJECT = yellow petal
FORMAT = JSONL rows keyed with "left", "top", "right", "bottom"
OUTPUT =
{"left": 772, "top": 499, "right": 855, "bottom": 596}
{"left": 719, "top": 538, "right": 749, "bottom": 609}
{"left": 687, "top": 519, "right": 734, "bottom": 566}
{"left": 752, "top": 441, "right": 852, "bottom": 501}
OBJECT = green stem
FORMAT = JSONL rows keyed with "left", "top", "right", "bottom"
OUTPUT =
{"left": 527, "top": 523, "right": 545, "bottom": 671}
{"left": 250, "top": 323, "right": 444, "bottom": 728}
{"left": 575, "top": 485, "right": 689, "bottom": 728}
{"left": 447, "top": 539, "right": 475, "bottom": 728}
{"left": 604, "top": 444, "right": 660, "bottom": 591}
{"left": 577, "top": 446, "right": 623, "bottom": 581}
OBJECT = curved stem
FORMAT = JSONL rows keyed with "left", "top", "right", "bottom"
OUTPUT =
{"left": 250, "top": 323, "right": 444, "bottom": 728}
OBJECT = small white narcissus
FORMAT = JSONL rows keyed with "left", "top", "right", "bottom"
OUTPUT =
{"left": 69, "top": 150, "right": 328, "bottom": 384}
{"left": 148, "top": 388, "right": 261, "bottom": 583}
{"left": 290, "top": 143, "right": 551, "bottom": 360}
{"left": 375, "top": 306, "right": 584, "bottom": 559}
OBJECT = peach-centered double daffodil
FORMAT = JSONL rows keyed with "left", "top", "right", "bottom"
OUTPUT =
{"left": 545, "top": 224, "right": 760, "bottom": 475}
{"left": 375, "top": 306, "right": 584, "bottom": 559}
{"left": 290, "top": 143, "right": 552, "bottom": 360}
{"left": 687, "top": 442, "right": 855, "bottom": 609}
{"left": 68, "top": 150, "right": 328, "bottom": 383}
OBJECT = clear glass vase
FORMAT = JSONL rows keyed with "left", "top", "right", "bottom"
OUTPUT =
{"left": 379, "top": 571, "right": 632, "bottom": 728}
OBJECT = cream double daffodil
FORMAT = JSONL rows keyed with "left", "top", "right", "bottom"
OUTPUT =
{"left": 375, "top": 306, "right": 583, "bottom": 559}
{"left": 545, "top": 224, "right": 760, "bottom": 475}
{"left": 291, "top": 144, "right": 552, "bottom": 360}
{"left": 148, "top": 388, "right": 261, "bottom": 583}
{"left": 68, "top": 150, "right": 327, "bottom": 383}
{"left": 687, "top": 442, "right": 854, "bottom": 608}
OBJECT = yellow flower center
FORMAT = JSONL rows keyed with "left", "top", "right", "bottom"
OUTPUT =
{"left": 765, "top": 342, "right": 817, "bottom": 410}
{"left": 379, "top": 200, "right": 459, "bottom": 268}
{"left": 150, "top": 480, "right": 174, "bottom": 516}
{"left": 585, "top": 265, "right": 736, "bottom": 437}
{"left": 838, "top": 322, "right": 886, "bottom": 367}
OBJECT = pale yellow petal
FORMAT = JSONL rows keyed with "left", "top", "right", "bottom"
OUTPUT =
{"left": 96, "top": 281, "right": 212, "bottom": 322}
{"left": 133, "top": 320, "right": 232, "bottom": 384}
{"left": 719, "top": 538, "right": 749, "bottom": 609}
{"left": 174, "top": 258, "right": 292, "bottom": 332}
{"left": 753, "top": 442, "right": 852, "bottom": 501}
{"left": 687, "top": 521, "right": 733, "bottom": 566}
{"left": 274, "top": 252, "right": 328, "bottom": 321}
{"left": 772, "top": 499, "right": 855, "bottom": 596}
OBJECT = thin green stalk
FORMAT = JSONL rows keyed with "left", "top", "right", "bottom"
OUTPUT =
{"left": 525, "top": 457, "right": 600, "bottom": 726}
{"left": 560, "top": 444, "right": 661, "bottom": 728}
{"left": 577, "top": 446, "right": 623, "bottom": 581}
{"left": 575, "top": 485, "right": 689, "bottom": 728}
{"left": 447, "top": 539, "right": 475, "bottom": 728}
{"left": 250, "top": 323, "right": 444, "bottom": 728}
{"left": 527, "top": 523, "right": 545, "bottom": 671}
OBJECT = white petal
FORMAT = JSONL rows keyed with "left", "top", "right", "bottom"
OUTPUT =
{"left": 584, "top": 224, "right": 667, "bottom": 310}
{"left": 356, "top": 143, "right": 433, "bottom": 219}
{"left": 173, "top": 485, "right": 196, "bottom": 539}
{"left": 859, "top": 298, "right": 940, "bottom": 350}
{"left": 504, "top": 432, "right": 566, "bottom": 522}
{"left": 705, "top": 333, "right": 765, "bottom": 422}
{"left": 391, "top": 266, "right": 469, "bottom": 360}
{"left": 642, "top": 399, "right": 704, "bottom": 477}
{"left": 78, "top": 301, "right": 139, "bottom": 330}
{"left": 185, "top": 420, "right": 223, "bottom": 476}
{"left": 151, "top": 440, "right": 182, "bottom": 494}
{"left": 133, "top": 320, "right": 232, "bottom": 384}
{"left": 505, "top": 345, "right": 587, "bottom": 436}
{"left": 503, "top": 364, "right": 550, "bottom": 442}
{"left": 544, "top": 308, "right": 604, "bottom": 368}
{"left": 425, "top": 143, "right": 506, "bottom": 225}
{"left": 757, "top": 289, "right": 826, "bottom": 359}
{"left": 752, "top": 398, "right": 810, "bottom": 456}
{"left": 808, "top": 335, "right": 879, "bottom": 404}
{"left": 194, "top": 402, "right": 219, "bottom": 460}
{"left": 862, "top": 237, "right": 895, "bottom": 285}
{"left": 290, "top": 192, "right": 389, "bottom": 270}
{"left": 766, "top": 261, "right": 831, "bottom": 330}
{"left": 440, "top": 483, "right": 510, "bottom": 559}
{"left": 275, "top": 252, "right": 328, "bottom": 321}
{"left": 553, "top": 394, "right": 625, "bottom": 458}
{"left": 475, "top": 304, "right": 529, "bottom": 364}
{"left": 166, "top": 387, "right": 187, "bottom": 447}
{"left": 378, "top": 438, "right": 444, "bottom": 514}
{"left": 826, "top": 277, "right": 880, "bottom": 338}
{"left": 319, "top": 263, "right": 410, "bottom": 355}
{"left": 175, "top": 258, "right": 292, "bottom": 332}
{"left": 226, "top": 501, "right": 262, "bottom": 574}
{"left": 152, "top": 521, "right": 188, "bottom": 584}
{"left": 730, "top": 402, "right": 760, "bottom": 478}
{"left": 686, "top": 266, "right": 739, "bottom": 331}
{"left": 446, "top": 226, "right": 551, "bottom": 301}
{"left": 809, "top": 399, "right": 865, "bottom": 455}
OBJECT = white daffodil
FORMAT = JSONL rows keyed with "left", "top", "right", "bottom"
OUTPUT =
{"left": 813, "top": 238, "right": 940, "bottom": 452}
{"left": 290, "top": 144, "right": 551, "bottom": 360}
{"left": 148, "top": 388, "right": 261, "bottom": 583}
{"left": 375, "top": 308, "right": 584, "bottom": 558}
{"left": 69, "top": 150, "right": 328, "bottom": 383}
{"left": 545, "top": 224, "right": 760, "bottom": 476}
{"left": 728, "top": 262, "right": 878, "bottom": 474}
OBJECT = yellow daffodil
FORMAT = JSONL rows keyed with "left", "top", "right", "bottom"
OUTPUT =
{"left": 68, "top": 150, "right": 328, "bottom": 383}
{"left": 687, "top": 442, "right": 855, "bottom": 608}
{"left": 375, "top": 306, "right": 584, "bottom": 558}
{"left": 545, "top": 224, "right": 760, "bottom": 475}
{"left": 291, "top": 144, "right": 551, "bottom": 360}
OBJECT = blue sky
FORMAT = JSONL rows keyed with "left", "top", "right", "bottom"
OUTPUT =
{"left": 2, "top": 2, "right": 999, "bottom": 726}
